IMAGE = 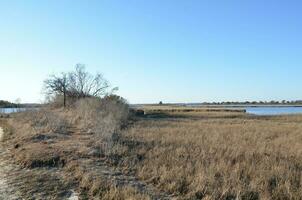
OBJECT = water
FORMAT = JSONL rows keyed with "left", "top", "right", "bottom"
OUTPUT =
{"left": 246, "top": 106, "right": 302, "bottom": 116}
{"left": 0, "top": 108, "right": 28, "bottom": 114}
{"left": 2, "top": 106, "right": 302, "bottom": 116}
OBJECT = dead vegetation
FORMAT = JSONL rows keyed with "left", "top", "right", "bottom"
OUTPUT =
{"left": 141, "top": 105, "right": 246, "bottom": 114}
{"left": 2, "top": 97, "right": 156, "bottom": 199}
{"left": 119, "top": 108, "right": 302, "bottom": 199}
{"left": 2, "top": 104, "right": 302, "bottom": 199}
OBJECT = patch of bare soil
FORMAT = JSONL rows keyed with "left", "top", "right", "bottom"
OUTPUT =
{"left": 0, "top": 125, "right": 78, "bottom": 199}
{"left": 0, "top": 146, "right": 78, "bottom": 199}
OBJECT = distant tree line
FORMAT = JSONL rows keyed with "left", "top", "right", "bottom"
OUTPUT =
{"left": 202, "top": 100, "right": 302, "bottom": 105}
{"left": 0, "top": 100, "right": 41, "bottom": 108}
{"left": 0, "top": 100, "right": 18, "bottom": 108}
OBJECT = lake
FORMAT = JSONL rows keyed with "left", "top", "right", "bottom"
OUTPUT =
{"left": 2, "top": 106, "right": 302, "bottom": 116}
{"left": 246, "top": 106, "right": 302, "bottom": 116}
{"left": 0, "top": 108, "right": 28, "bottom": 114}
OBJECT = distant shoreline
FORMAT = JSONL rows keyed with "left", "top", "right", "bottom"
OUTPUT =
{"left": 203, "top": 104, "right": 302, "bottom": 108}
{"left": 131, "top": 104, "right": 302, "bottom": 108}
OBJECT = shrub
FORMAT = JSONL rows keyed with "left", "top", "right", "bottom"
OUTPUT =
{"left": 46, "top": 94, "right": 78, "bottom": 108}
{"left": 20, "top": 108, "right": 69, "bottom": 134}
{"left": 74, "top": 96, "right": 129, "bottom": 142}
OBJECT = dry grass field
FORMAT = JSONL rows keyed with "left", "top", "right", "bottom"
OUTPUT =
{"left": 120, "top": 108, "right": 302, "bottom": 199}
{"left": 1, "top": 105, "right": 302, "bottom": 199}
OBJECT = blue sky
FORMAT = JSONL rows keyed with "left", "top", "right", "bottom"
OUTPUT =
{"left": 0, "top": 0, "right": 302, "bottom": 103}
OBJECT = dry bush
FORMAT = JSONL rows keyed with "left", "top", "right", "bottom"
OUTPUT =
{"left": 0, "top": 119, "right": 13, "bottom": 142}
{"left": 7, "top": 108, "right": 70, "bottom": 169}
{"left": 19, "top": 108, "right": 69, "bottom": 134}
{"left": 46, "top": 94, "right": 78, "bottom": 108}
{"left": 44, "top": 94, "right": 64, "bottom": 108}
{"left": 73, "top": 96, "right": 129, "bottom": 141}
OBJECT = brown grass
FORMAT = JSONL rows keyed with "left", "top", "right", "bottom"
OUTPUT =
{"left": 3, "top": 105, "right": 302, "bottom": 199}
{"left": 116, "top": 108, "right": 302, "bottom": 199}
{"left": 141, "top": 105, "right": 246, "bottom": 114}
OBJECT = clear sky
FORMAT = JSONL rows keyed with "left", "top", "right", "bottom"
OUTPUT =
{"left": 1, "top": 0, "right": 302, "bottom": 104}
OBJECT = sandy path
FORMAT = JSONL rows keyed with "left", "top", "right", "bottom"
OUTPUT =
{"left": 0, "top": 127, "right": 4, "bottom": 142}
{"left": 0, "top": 139, "right": 21, "bottom": 200}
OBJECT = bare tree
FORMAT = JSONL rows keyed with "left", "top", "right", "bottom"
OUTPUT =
{"left": 68, "top": 64, "right": 117, "bottom": 99}
{"left": 44, "top": 64, "right": 117, "bottom": 107}
{"left": 44, "top": 73, "right": 68, "bottom": 107}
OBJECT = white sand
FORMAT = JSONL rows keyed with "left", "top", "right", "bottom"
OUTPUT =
{"left": 0, "top": 127, "right": 4, "bottom": 142}
{"left": 68, "top": 191, "right": 79, "bottom": 200}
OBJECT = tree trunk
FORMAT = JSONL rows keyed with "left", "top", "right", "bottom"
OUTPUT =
{"left": 63, "top": 87, "right": 66, "bottom": 107}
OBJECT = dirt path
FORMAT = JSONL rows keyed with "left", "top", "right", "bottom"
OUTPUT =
{"left": 0, "top": 146, "right": 21, "bottom": 199}
{"left": 0, "top": 127, "right": 20, "bottom": 199}
{"left": 0, "top": 124, "right": 171, "bottom": 199}
{"left": 0, "top": 126, "right": 79, "bottom": 200}
{"left": 0, "top": 146, "right": 80, "bottom": 200}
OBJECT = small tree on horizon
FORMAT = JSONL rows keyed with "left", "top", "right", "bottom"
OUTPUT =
{"left": 44, "top": 64, "right": 117, "bottom": 107}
